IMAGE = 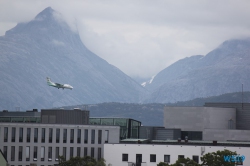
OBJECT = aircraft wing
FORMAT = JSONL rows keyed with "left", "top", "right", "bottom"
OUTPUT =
{"left": 55, "top": 83, "right": 64, "bottom": 88}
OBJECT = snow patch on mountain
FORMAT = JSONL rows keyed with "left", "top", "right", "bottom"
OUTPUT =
{"left": 141, "top": 75, "right": 155, "bottom": 87}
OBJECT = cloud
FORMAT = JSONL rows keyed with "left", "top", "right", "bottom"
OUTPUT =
{"left": 1, "top": 0, "right": 250, "bottom": 79}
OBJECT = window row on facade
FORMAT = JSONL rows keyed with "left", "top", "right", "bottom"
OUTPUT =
{"left": 2, "top": 127, "right": 109, "bottom": 144}
{"left": 122, "top": 154, "right": 199, "bottom": 164}
{"left": 3, "top": 146, "right": 102, "bottom": 162}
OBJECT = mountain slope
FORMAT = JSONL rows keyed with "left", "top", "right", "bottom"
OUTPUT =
{"left": 0, "top": 7, "right": 147, "bottom": 110}
{"left": 145, "top": 38, "right": 250, "bottom": 103}
{"left": 62, "top": 91, "right": 250, "bottom": 126}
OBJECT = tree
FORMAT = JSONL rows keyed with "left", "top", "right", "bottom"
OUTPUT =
{"left": 168, "top": 157, "right": 199, "bottom": 166}
{"left": 58, "top": 156, "right": 106, "bottom": 166}
{"left": 200, "top": 149, "right": 237, "bottom": 166}
{"left": 157, "top": 149, "right": 238, "bottom": 166}
{"left": 157, "top": 162, "right": 170, "bottom": 166}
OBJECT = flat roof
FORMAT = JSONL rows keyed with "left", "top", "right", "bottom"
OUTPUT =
{"left": 119, "top": 139, "right": 250, "bottom": 147}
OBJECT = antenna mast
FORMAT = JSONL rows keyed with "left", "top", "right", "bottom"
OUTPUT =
{"left": 242, "top": 84, "right": 244, "bottom": 109}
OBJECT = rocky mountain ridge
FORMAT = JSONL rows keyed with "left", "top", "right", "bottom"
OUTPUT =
{"left": 144, "top": 38, "right": 250, "bottom": 103}
{"left": 0, "top": 7, "right": 147, "bottom": 110}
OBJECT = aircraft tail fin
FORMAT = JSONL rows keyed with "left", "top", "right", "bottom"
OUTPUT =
{"left": 47, "top": 77, "right": 51, "bottom": 82}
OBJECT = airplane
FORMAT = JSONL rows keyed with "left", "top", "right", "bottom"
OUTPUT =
{"left": 46, "top": 77, "right": 73, "bottom": 90}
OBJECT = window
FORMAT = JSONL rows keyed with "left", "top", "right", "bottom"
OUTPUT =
{"left": 41, "top": 147, "right": 45, "bottom": 161}
{"left": 56, "top": 128, "right": 60, "bottom": 143}
{"left": 91, "top": 147, "right": 94, "bottom": 158}
{"left": 33, "top": 146, "right": 37, "bottom": 160}
{"left": 178, "top": 155, "right": 184, "bottom": 159}
{"left": 70, "top": 129, "right": 74, "bottom": 143}
{"left": 150, "top": 154, "right": 156, "bottom": 162}
{"left": 104, "top": 130, "right": 109, "bottom": 143}
{"left": 19, "top": 128, "right": 23, "bottom": 142}
{"left": 236, "top": 159, "right": 243, "bottom": 165}
{"left": 11, "top": 127, "right": 16, "bottom": 142}
{"left": 26, "top": 146, "right": 30, "bottom": 161}
{"left": 55, "top": 147, "right": 59, "bottom": 161}
{"left": 34, "top": 128, "right": 38, "bottom": 143}
{"left": 77, "top": 147, "right": 80, "bottom": 157}
{"left": 193, "top": 156, "right": 199, "bottom": 164}
{"left": 91, "top": 130, "right": 95, "bottom": 144}
{"left": 63, "top": 129, "right": 67, "bottom": 143}
{"left": 84, "top": 129, "right": 88, "bottom": 143}
{"left": 77, "top": 129, "right": 81, "bottom": 143}
{"left": 98, "top": 148, "right": 101, "bottom": 160}
{"left": 70, "top": 147, "right": 73, "bottom": 158}
{"left": 4, "top": 127, "right": 8, "bottom": 142}
{"left": 18, "top": 146, "right": 23, "bottom": 161}
{"left": 11, "top": 146, "right": 15, "bottom": 161}
{"left": 41, "top": 128, "right": 45, "bottom": 143}
{"left": 63, "top": 147, "right": 66, "bottom": 160}
{"left": 49, "top": 128, "right": 53, "bottom": 143}
{"left": 27, "top": 128, "right": 31, "bottom": 142}
{"left": 84, "top": 147, "right": 88, "bottom": 157}
{"left": 164, "top": 155, "right": 170, "bottom": 163}
{"left": 122, "top": 154, "right": 128, "bottom": 161}
{"left": 98, "top": 130, "right": 102, "bottom": 144}
{"left": 48, "top": 147, "right": 52, "bottom": 161}
{"left": 3, "top": 146, "right": 7, "bottom": 159}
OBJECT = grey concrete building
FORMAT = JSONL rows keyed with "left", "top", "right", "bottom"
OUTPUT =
{"left": 204, "top": 103, "right": 250, "bottom": 130}
{"left": 0, "top": 108, "right": 120, "bottom": 166}
{"left": 164, "top": 104, "right": 250, "bottom": 141}
{"left": 164, "top": 106, "right": 236, "bottom": 131}
{"left": 139, "top": 126, "right": 181, "bottom": 140}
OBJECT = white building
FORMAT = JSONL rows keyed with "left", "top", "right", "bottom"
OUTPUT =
{"left": 104, "top": 140, "right": 250, "bottom": 166}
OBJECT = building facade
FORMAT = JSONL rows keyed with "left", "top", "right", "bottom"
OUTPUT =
{"left": 164, "top": 105, "right": 250, "bottom": 141}
{"left": 0, "top": 123, "right": 119, "bottom": 166}
{"left": 0, "top": 108, "right": 120, "bottom": 166}
{"left": 104, "top": 141, "right": 250, "bottom": 166}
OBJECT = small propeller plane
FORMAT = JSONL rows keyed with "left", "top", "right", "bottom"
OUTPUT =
{"left": 46, "top": 77, "right": 73, "bottom": 90}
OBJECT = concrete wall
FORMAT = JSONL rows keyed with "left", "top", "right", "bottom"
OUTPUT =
{"left": 0, "top": 123, "right": 120, "bottom": 166}
{"left": 205, "top": 103, "right": 250, "bottom": 130}
{"left": 164, "top": 107, "right": 236, "bottom": 131}
{"left": 203, "top": 129, "right": 250, "bottom": 141}
{"left": 41, "top": 109, "right": 89, "bottom": 124}
{"left": 104, "top": 143, "right": 250, "bottom": 166}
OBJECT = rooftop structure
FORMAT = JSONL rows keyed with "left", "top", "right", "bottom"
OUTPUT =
{"left": 90, "top": 117, "right": 141, "bottom": 139}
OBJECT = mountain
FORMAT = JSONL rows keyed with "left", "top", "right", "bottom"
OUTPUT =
{"left": 145, "top": 38, "right": 250, "bottom": 103}
{"left": 0, "top": 7, "right": 147, "bottom": 110}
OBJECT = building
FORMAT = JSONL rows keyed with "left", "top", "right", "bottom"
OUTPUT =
{"left": 204, "top": 102, "right": 250, "bottom": 130}
{"left": 0, "top": 109, "right": 120, "bottom": 166}
{"left": 104, "top": 140, "right": 250, "bottom": 166}
{"left": 89, "top": 118, "right": 141, "bottom": 139}
{"left": 0, "top": 109, "right": 40, "bottom": 123}
{"left": 104, "top": 103, "right": 250, "bottom": 166}
{"left": 164, "top": 104, "right": 250, "bottom": 141}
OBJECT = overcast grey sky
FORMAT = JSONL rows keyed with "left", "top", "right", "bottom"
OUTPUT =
{"left": 1, "top": 0, "right": 250, "bottom": 79}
